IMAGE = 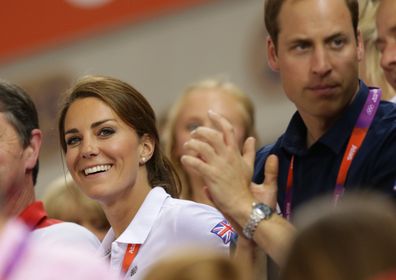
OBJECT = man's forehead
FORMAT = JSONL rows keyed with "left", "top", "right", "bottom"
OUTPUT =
{"left": 277, "top": 0, "right": 352, "bottom": 34}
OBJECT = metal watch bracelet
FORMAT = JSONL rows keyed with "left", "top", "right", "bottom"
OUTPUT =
{"left": 242, "top": 202, "right": 273, "bottom": 240}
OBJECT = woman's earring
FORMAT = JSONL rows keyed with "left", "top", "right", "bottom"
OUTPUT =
{"left": 140, "top": 157, "right": 147, "bottom": 165}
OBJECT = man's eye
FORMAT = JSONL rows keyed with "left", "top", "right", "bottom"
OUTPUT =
{"left": 376, "top": 42, "right": 385, "bottom": 53}
{"left": 331, "top": 38, "right": 345, "bottom": 49}
{"left": 294, "top": 42, "right": 310, "bottom": 51}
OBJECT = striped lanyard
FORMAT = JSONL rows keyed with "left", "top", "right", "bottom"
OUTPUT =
{"left": 284, "top": 88, "right": 382, "bottom": 221}
{"left": 121, "top": 244, "right": 141, "bottom": 275}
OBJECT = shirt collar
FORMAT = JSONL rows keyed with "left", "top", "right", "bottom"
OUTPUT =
{"left": 100, "top": 187, "right": 169, "bottom": 251}
{"left": 18, "top": 201, "right": 47, "bottom": 229}
{"left": 281, "top": 80, "right": 368, "bottom": 155}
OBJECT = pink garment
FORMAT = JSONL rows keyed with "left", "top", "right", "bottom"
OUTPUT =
{"left": 0, "top": 219, "right": 120, "bottom": 280}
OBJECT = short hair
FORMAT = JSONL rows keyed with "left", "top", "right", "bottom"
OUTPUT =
{"left": 264, "top": 0, "right": 359, "bottom": 49}
{"left": 280, "top": 192, "right": 396, "bottom": 280}
{"left": 0, "top": 80, "right": 40, "bottom": 185}
{"left": 58, "top": 75, "right": 180, "bottom": 197}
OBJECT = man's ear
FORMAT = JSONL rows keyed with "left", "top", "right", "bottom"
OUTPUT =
{"left": 139, "top": 134, "right": 155, "bottom": 163}
{"left": 267, "top": 36, "right": 280, "bottom": 72}
{"left": 23, "top": 129, "right": 42, "bottom": 171}
{"left": 356, "top": 29, "right": 364, "bottom": 62}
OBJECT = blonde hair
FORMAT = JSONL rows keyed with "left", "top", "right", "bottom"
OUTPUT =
{"left": 143, "top": 250, "right": 243, "bottom": 280}
{"left": 161, "top": 78, "right": 257, "bottom": 200}
{"left": 359, "top": 0, "right": 396, "bottom": 100}
{"left": 43, "top": 175, "right": 110, "bottom": 238}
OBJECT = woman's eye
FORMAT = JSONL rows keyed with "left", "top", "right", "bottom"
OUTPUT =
{"left": 186, "top": 123, "right": 200, "bottom": 132}
{"left": 66, "top": 136, "right": 80, "bottom": 146}
{"left": 98, "top": 127, "right": 115, "bottom": 137}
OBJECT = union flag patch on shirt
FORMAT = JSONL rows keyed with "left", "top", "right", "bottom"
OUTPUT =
{"left": 210, "top": 220, "right": 237, "bottom": 244}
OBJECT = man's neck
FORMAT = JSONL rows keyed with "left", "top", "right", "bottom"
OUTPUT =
{"left": 303, "top": 115, "right": 336, "bottom": 147}
{"left": 301, "top": 83, "right": 360, "bottom": 147}
{"left": 6, "top": 184, "right": 36, "bottom": 218}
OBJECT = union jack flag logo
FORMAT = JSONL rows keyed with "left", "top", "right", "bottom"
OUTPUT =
{"left": 210, "top": 220, "right": 237, "bottom": 244}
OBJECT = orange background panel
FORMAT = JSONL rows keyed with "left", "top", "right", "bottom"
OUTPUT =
{"left": 0, "top": 0, "right": 215, "bottom": 63}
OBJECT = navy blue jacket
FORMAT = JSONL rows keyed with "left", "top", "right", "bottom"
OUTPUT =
{"left": 253, "top": 81, "right": 396, "bottom": 215}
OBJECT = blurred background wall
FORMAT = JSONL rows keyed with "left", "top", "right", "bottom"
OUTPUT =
{"left": 0, "top": 0, "right": 293, "bottom": 197}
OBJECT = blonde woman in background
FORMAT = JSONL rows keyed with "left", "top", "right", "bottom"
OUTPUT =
{"left": 162, "top": 78, "right": 271, "bottom": 280}
{"left": 43, "top": 175, "right": 110, "bottom": 241}
{"left": 359, "top": 0, "right": 396, "bottom": 101}
{"left": 162, "top": 78, "right": 258, "bottom": 206}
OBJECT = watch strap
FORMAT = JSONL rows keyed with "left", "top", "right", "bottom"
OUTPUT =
{"left": 243, "top": 202, "right": 273, "bottom": 240}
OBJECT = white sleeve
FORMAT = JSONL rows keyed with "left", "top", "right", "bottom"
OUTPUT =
{"left": 31, "top": 222, "right": 101, "bottom": 252}
{"left": 173, "top": 202, "right": 235, "bottom": 254}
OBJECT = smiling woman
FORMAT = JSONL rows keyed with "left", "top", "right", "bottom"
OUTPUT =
{"left": 57, "top": 75, "right": 233, "bottom": 280}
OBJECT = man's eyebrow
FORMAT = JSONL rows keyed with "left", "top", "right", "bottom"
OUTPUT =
{"left": 324, "top": 32, "right": 344, "bottom": 43}
{"left": 286, "top": 37, "right": 312, "bottom": 46}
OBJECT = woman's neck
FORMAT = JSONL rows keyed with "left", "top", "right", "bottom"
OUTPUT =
{"left": 102, "top": 183, "right": 151, "bottom": 239}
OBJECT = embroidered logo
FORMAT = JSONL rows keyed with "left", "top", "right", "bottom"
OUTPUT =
{"left": 210, "top": 220, "right": 237, "bottom": 244}
{"left": 366, "top": 104, "right": 375, "bottom": 115}
{"left": 371, "top": 91, "right": 379, "bottom": 103}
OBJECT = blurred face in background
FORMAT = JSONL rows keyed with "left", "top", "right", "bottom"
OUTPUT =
{"left": 376, "top": 0, "right": 396, "bottom": 90}
{"left": 173, "top": 88, "right": 248, "bottom": 161}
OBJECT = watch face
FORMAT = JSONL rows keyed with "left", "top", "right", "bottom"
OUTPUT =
{"left": 253, "top": 207, "right": 264, "bottom": 216}
{"left": 255, "top": 203, "right": 273, "bottom": 218}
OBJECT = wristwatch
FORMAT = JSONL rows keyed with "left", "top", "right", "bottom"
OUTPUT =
{"left": 243, "top": 202, "right": 273, "bottom": 240}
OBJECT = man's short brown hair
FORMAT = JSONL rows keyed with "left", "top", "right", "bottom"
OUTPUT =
{"left": 264, "top": 0, "right": 359, "bottom": 49}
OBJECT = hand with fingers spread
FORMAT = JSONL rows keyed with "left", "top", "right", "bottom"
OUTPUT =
{"left": 181, "top": 110, "right": 256, "bottom": 219}
{"left": 181, "top": 110, "right": 295, "bottom": 265}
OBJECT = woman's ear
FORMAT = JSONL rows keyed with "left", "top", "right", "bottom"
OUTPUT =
{"left": 23, "top": 129, "right": 42, "bottom": 171}
{"left": 139, "top": 134, "right": 155, "bottom": 164}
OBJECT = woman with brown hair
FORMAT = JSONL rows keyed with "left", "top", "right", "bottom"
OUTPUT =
{"left": 58, "top": 75, "right": 232, "bottom": 280}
